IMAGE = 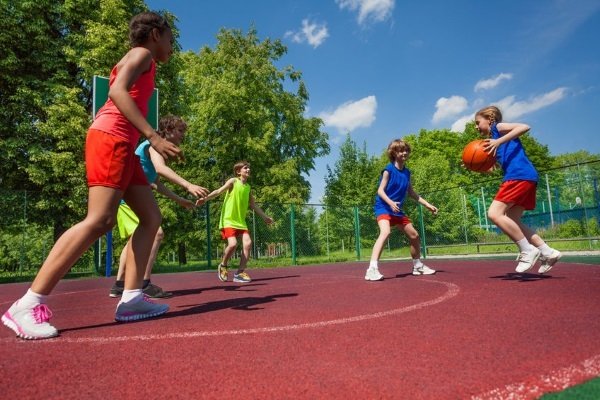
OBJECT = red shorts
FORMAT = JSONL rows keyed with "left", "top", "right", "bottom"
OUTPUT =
{"left": 221, "top": 227, "right": 250, "bottom": 239}
{"left": 376, "top": 214, "right": 411, "bottom": 226}
{"left": 85, "top": 129, "right": 148, "bottom": 190}
{"left": 494, "top": 180, "right": 537, "bottom": 210}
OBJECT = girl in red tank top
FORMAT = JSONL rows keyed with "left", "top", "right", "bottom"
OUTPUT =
{"left": 2, "top": 12, "right": 186, "bottom": 340}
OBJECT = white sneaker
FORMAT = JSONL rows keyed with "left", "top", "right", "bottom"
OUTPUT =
{"left": 2, "top": 301, "right": 58, "bottom": 340}
{"left": 115, "top": 295, "right": 169, "bottom": 322}
{"left": 538, "top": 249, "right": 562, "bottom": 274}
{"left": 365, "top": 267, "right": 384, "bottom": 281}
{"left": 515, "top": 247, "right": 541, "bottom": 273}
{"left": 413, "top": 264, "right": 436, "bottom": 275}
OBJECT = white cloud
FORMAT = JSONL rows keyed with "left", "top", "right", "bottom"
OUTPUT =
{"left": 320, "top": 95, "right": 377, "bottom": 133}
{"left": 450, "top": 115, "right": 472, "bottom": 133}
{"left": 285, "top": 19, "right": 329, "bottom": 48}
{"left": 474, "top": 73, "right": 513, "bottom": 92}
{"left": 336, "top": 0, "right": 395, "bottom": 25}
{"left": 432, "top": 96, "right": 468, "bottom": 123}
{"left": 496, "top": 87, "right": 568, "bottom": 120}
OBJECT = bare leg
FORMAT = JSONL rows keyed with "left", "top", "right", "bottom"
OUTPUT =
{"left": 221, "top": 236, "right": 238, "bottom": 266}
{"left": 31, "top": 186, "right": 123, "bottom": 295}
{"left": 116, "top": 240, "right": 129, "bottom": 281}
{"left": 370, "top": 219, "right": 391, "bottom": 262}
{"left": 400, "top": 223, "right": 421, "bottom": 259}
{"left": 122, "top": 186, "right": 161, "bottom": 291}
{"left": 487, "top": 200, "right": 526, "bottom": 242}
{"left": 506, "top": 207, "right": 545, "bottom": 247}
{"left": 238, "top": 233, "right": 252, "bottom": 273}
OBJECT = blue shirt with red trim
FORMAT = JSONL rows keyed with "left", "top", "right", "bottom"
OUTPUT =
{"left": 373, "top": 163, "right": 410, "bottom": 217}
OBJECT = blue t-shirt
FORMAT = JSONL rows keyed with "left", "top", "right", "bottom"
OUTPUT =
{"left": 491, "top": 124, "right": 538, "bottom": 182}
{"left": 135, "top": 140, "right": 158, "bottom": 184}
{"left": 373, "top": 163, "right": 411, "bottom": 217}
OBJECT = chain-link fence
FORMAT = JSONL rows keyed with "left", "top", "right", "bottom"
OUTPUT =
{"left": 2, "top": 161, "right": 599, "bottom": 281}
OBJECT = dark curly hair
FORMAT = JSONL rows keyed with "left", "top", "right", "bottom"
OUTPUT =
{"left": 158, "top": 115, "right": 187, "bottom": 140}
{"left": 129, "top": 11, "right": 171, "bottom": 47}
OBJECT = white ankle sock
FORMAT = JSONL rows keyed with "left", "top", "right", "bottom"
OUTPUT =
{"left": 412, "top": 259, "right": 423, "bottom": 268}
{"left": 537, "top": 243, "right": 553, "bottom": 257}
{"left": 19, "top": 289, "right": 47, "bottom": 308}
{"left": 121, "top": 289, "right": 143, "bottom": 303}
{"left": 516, "top": 238, "right": 533, "bottom": 253}
{"left": 369, "top": 261, "right": 378, "bottom": 269}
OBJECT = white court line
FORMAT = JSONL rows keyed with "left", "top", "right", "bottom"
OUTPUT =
{"left": 3, "top": 279, "right": 459, "bottom": 344}
{"left": 472, "top": 354, "right": 600, "bottom": 400}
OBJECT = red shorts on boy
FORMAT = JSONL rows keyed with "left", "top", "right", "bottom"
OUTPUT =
{"left": 221, "top": 227, "right": 250, "bottom": 239}
{"left": 494, "top": 180, "right": 537, "bottom": 210}
{"left": 376, "top": 214, "right": 411, "bottom": 226}
{"left": 85, "top": 129, "right": 148, "bottom": 190}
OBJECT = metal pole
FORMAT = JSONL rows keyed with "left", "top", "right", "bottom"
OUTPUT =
{"left": 206, "top": 202, "right": 212, "bottom": 268}
{"left": 462, "top": 192, "right": 469, "bottom": 244}
{"left": 290, "top": 204, "right": 296, "bottom": 265}
{"left": 418, "top": 204, "right": 427, "bottom": 258}
{"left": 353, "top": 206, "right": 361, "bottom": 260}
{"left": 476, "top": 198, "right": 482, "bottom": 228}
{"left": 545, "top": 173, "right": 554, "bottom": 227}
{"left": 325, "top": 206, "right": 330, "bottom": 259}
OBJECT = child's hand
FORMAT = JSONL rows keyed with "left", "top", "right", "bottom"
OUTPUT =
{"left": 187, "top": 183, "right": 209, "bottom": 198}
{"left": 150, "top": 134, "right": 182, "bottom": 161}
{"left": 264, "top": 216, "right": 274, "bottom": 225}
{"left": 483, "top": 139, "right": 499, "bottom": 157}
{"left": 389, "top": 202, "right": 400, "bottom": 213}
{"left": 195, "top": 197, "right": 206, "bottom": 207}
{"left": 428, "top": 204, "right": 438, "bottom": 215}
{"left": 178, "top": 198, "right": 195, "bottom": 209}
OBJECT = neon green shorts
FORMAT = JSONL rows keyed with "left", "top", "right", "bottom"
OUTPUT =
{"left": 116, "top": 202, "right": 139, "bottom": 239}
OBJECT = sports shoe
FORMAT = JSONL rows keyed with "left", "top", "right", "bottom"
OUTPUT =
{"left": 115, "top": 296, "right": 169, "bottom": 322}
{"left": 412, "top": 264, "right": 436, "bottom": 275}
{"left": 143, "top": 283, "right": 173, "bottom": 298}
{"left": 109, "top": 283, "right": 124, "bottom": 298}
{"left": 218, "top": 263, "right": 228, "bottom": 282}
{"left": 365, "top": 267, "right": 384, "bottom": 281}
{"left": 233, "top": 271, "right": 251, "bottom": 283}
{"left": 515, "top": 247, "right": 541, "bottom": 273}
{"left": 2, "top": 301, "right": 58, "bottom": 340}
{"left": 538, "top": 249, "right": 562, "bottom": 274}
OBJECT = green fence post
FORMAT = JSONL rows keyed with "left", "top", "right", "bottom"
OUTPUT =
{"left": 354, "top": 206, "right": 361, "bottom": 260}
{"left": 418, "top": 204, "right": 427, "bottom": 259}
{"left": 206, "top": 202, "right": 212, "bottom": 269}
{"left": 290, "top": 204, "right": 297, "bottom": 265}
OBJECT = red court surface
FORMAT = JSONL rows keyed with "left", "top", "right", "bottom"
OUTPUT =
{"left": 1, "top": 260, "right": 599, "bottom": 399}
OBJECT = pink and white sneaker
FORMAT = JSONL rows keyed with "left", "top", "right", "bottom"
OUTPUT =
{"left": 115, "top": 295, "right": 169, "bottom": 322}
{"left": 2, "top": 301, "right": 58, "bottom": 340}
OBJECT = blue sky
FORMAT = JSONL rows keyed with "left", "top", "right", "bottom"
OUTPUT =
{"left": 147, "top": 0, "right": 600, "bottom": 203}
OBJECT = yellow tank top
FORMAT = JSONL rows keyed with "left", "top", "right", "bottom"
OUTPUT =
{"left": 219, "top": 178, "right": 250, "bottom": 230}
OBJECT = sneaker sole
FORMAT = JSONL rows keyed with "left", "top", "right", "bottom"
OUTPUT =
{"left": 109, "top": 293, "right": 122, "bottom": 298}
{"left": 233, "top": 279, "right": 251, "bottom": 283}
{"left": 2, "top": 313, "right": 58, "bottom": 340}
{"left": 365, "top": 277, "right": 384, "bottom": 281}
{"left": 218, "top": 267, "right": 228, "bottom": 282}
{"left": 539, "top": 253, "right": 562, "bottom": 274}
{"left": 412, "top": 271, "right": 436, "bottom": 276}
{"left": 115, "top": 306, "right": 169, "bottom": 322}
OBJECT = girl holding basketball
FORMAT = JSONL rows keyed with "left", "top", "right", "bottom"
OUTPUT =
{"left": 2, "top": 12, "right": 181, "bottom": 340}
{"left": 475, "top": 105, "right": 561, "bottom": 274}
{"left": 365, "top": 139, "right": 438, "bottom": 281}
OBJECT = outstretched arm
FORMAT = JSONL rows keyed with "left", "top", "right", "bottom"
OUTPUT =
{"left": 408, "top": 184, "right": 438, "bottom": 214}
{"left": 250, "top": 194, "right": 274, "bottom": 224}
{"left": 154, "top": 180, "right": 195, "bottom": 209}
{"left": 195, "top": 178, "right": 236, "bottom": 206}
{"left": 149, "top": 147, "right": 208, "bottom": 198}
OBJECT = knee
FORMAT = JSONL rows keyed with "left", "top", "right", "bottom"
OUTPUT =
{"left": 86, "top": 215, "right": 116, "bottom": 236}
{"left": 155, "top": 227, "right": 165, "bottom": 242}
{"left": 407, "top": 231, "right": 420, "bottom": 241}
{"left": 487, "top": 209, "right": 500, "bottom": 223}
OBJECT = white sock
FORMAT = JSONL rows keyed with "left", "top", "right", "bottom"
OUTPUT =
{"left": 516, "top": 238, "right": 534, "bottom": 253}
{"left": 369, "top": 260, "right": 378, "bottom": 269}
{"left": 537, "top": 243, "right": 553, "bottom": 257}
{"left": 412, "top": 259, "right": 423, "bottom": 268}
{"left": 19, "top": 288, "right": 47, "bottom": 308}
{"left": 120, "top": 289, "right": 143, "bottom": 304}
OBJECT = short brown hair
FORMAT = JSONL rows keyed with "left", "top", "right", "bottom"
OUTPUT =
{"left": 129, "top": 12, "right": 171, "bottom": 47}
{"left": 387, "top": 139, "right": 411, "bottom": 162}
{"left": 475, "top": 106, "right": 503, "bottom": 124}
{"left": 233, "top": 161, "right": 250, "bottom": 176}
{"left": 158, "top": 115, "right": 187, "bottom": 141}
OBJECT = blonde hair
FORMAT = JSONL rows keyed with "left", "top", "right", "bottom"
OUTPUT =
{"left": 158, "top": 115, "right": 187, "bottom": 141}
{"left": 233, "top": 160, "right": 250, "bottom": 176}
{"left": 475, "top": 106, "right": 503, "bottom": 125}
{"left": 387, "top": 139, "right": 411, "bottom": 162}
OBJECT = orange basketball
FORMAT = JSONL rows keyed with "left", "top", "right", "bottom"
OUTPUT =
{"left": 462, "top": 140, "right": 496, "bottom": 172}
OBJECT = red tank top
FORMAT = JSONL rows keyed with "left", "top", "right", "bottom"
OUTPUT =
{"left": 91, "top": 57, "right": 156, "bottom": 143}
